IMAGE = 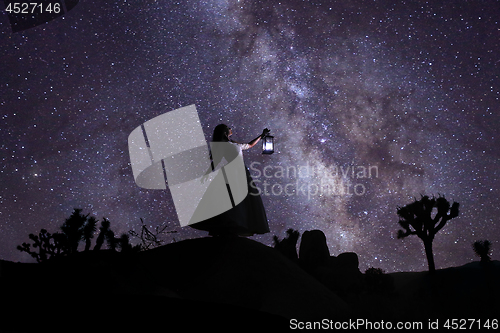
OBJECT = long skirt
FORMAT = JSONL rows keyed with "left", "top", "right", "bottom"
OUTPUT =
{"left": 190, "top": 167, "right": 269, "bottom": 236}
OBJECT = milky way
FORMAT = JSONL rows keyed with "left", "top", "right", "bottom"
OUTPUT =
{"left": 1, "top": 0, "right": 499, "bottom": 272}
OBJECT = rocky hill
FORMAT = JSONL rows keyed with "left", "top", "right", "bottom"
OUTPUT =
{"left": 1, "top": 235, "right": 499, "bottom": 332}
{"left": 0, "top": 236, "right": 349, "bottom": 332}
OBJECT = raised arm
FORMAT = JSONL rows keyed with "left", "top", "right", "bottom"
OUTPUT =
{"left": 237, "top": 128, "right": 270, "bottom": 149}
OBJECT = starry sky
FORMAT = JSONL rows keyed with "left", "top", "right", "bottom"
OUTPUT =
{"left": 1, "top": 0, "right": 499, "bottom": 273}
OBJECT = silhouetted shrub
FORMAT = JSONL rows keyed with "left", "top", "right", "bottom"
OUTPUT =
{"left": 364, "top": 267, "right": 394, "bottom": 294}
{"left": 117, "top": 233, "right": 141, "bottom": 253}
{"left": 128, "top": 218, "right": 177, "bottom": 250}
{"left": 82, "top": 216, "right": 97, "bottom": 251}
{"left": 94, "top": 218, "right": 111, "bottom": 251}
{"left": 473, "top": 240, "right": 491, "bottom": 263}
{"left": 366, "top": 267, "right": 384, "bottom": 275}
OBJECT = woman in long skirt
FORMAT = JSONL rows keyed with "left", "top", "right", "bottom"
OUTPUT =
{"left": 190, "top": 124, "right": 270, "bottom": 236}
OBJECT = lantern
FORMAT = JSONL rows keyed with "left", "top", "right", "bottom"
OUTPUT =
{"left": 262, "top": 135, "right": 274, "bottom": 154}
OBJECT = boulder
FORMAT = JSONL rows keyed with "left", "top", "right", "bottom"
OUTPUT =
{"left": 273, "top": 228, "right": 300, "bottom": 263}
{"left": 332, "top": 252, "right": 360, "bottom": 270}
{"left": 315, "top": 252, "right": 363, "bottom": 301}
{"left": 299, "top": 230, "right": 330, "bottom": 272}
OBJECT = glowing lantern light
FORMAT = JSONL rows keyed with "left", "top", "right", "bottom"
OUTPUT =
{"left": 262, "top": 135, "right": 274, "bottom": 154}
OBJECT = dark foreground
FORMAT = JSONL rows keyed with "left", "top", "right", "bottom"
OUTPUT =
{"left": 0, "top": 237, "right": 498, "bottom": 332}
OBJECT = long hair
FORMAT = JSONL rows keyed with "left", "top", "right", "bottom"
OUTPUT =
{"left": 209, "top": 124, "right": 232, "bottom": 170}
{"left": 212, "top": 124, "right": 231, "bottom": 142}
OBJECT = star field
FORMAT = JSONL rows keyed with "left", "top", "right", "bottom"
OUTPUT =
{"left": 0, "top": 0, "right": 499, "bottom": 273}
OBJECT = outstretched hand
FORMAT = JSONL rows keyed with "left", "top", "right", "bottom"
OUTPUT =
{"left": 262, "top": 128, "right": 270, "bottom": 137}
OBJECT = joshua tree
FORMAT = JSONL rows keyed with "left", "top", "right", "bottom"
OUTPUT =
{"left": 17, "top": 229, "right": 53, "bottom": 262}
{"left": 60, "top": 208, "right": 88, "bottom": 254}
{"left": 94, "top": 218, "right": 111, "bottom": 251}
{"left": 473, "top": 240, "right": 491, "bottom": 263}
{"left": 18, "top": 210, "right": 122, "bottom": 261}
{"left": 17, "top": 229, "right": 69, "bottom": 262}
{"left": 397, "top": 195, "right": 459, "bottom": 273}
{"left": 82, "top": 216, "right": 97, "bottom": 251}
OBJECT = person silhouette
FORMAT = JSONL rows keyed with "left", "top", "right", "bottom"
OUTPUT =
{"left": 191, "top": 124, "right": 271, "bottom": 236}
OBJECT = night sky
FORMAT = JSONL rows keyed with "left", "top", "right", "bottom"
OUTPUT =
{"left": 1, "top": 0, "right": 499, "bottom": 273}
